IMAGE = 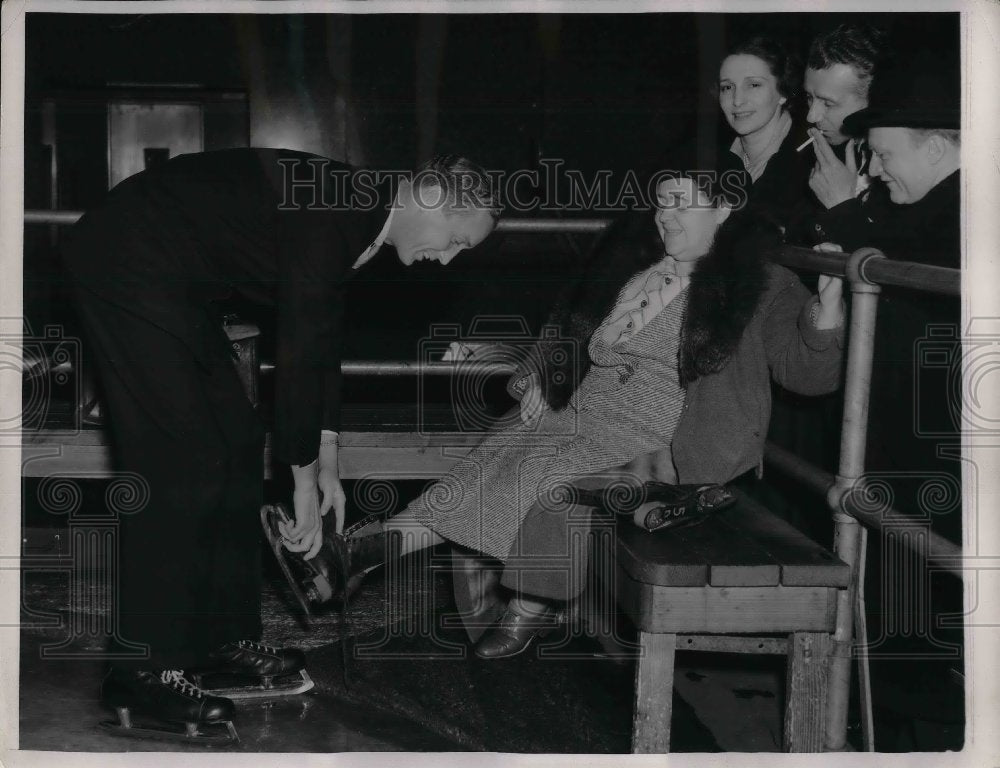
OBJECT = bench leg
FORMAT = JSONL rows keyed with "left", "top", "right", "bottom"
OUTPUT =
{"left": 784, "top": 632, "right": 831, "bottom": 751}
{"left": 632, "top": 631, "right": 676, "bottom": 753}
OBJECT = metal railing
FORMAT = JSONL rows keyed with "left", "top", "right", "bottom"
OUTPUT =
{"left": 24, "top": 208, "right": 963, "bottom": 520}
{"left": 24, "top": 208, "right": 962, "bottom": 294}
{"left": 27, "top": 209, "right": 616, "bottom": 233}
{"left": 26, "top": 207, "right": 963, "bottom": 752}
{"left": 24, "top": 210, "right": 85, "bottom": 226}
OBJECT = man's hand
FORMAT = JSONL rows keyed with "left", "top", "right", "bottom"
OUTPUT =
{"left": 280, "top": 481, "right": 324, "bottom": 558}
{"left": 317, "top": 468, "right": 347, "bottom": 538}
{"left": 808, "top": 129, "right": 858, "bottom": 210}
{"left": 814, "top": 242, "right": 846, "bottom": 330}
{"left": 281, "top": 477, "right": 343, "bottom": 561}
{"left": 282, "top": 447, "right": 347, "bottom": 560}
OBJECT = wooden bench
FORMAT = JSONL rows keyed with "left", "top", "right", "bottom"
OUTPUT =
{"left": 612, "top": 489, "right": 849, "bottom": 752}
{"left": 22, "top": 330, "right": 849, "bottom": 752}
{"left": 24, "top": 421, "right": 849, "bottom": 753}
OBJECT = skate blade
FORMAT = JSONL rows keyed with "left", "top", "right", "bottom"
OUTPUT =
{"left": 100, "top": 717, "right": 240, "bottom": 746}
{"left": 201, "top": 669, "right": 316, "bottom": 700}
{"left": 261, "top": 504, "right": 315, "bottom": 620}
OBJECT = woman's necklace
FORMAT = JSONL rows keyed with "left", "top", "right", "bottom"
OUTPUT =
{"left": 740, "top": 116, "right": 785, "bottom": 172}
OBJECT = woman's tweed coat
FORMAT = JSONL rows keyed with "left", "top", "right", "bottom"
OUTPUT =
{"left": 535, "top": 210, "right": 845, "bottom": 484}
{"left": 410, "top": 211, "right": 844, "bottom": 560}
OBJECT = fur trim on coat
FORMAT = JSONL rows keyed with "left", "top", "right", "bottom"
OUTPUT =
{"left": 536, "top": 210, "right": 780, "bottom": 410}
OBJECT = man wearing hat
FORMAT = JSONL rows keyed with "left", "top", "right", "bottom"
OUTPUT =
{"left": 817, "top": 50, "right": 962, "bottom": 560}
{"left": 811, "top": 50, "right": 960, "bottom": 268}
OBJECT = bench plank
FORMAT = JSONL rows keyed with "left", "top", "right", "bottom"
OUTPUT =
{"left": 614, "top": 492, "right": 847, "bottom": 590}
{"left": 719, "top": 492, "right": 850, "bottom": 588}
{"left": 615, "top": 520, "right": 712, "bottom": 587}
{"left": 615, "top": 497, "right": 788, "bottom": 588}
{"left": 617, "top": 565, "right": 838, "bottom": 634}
{"left": 701, "top": 506, "right": 782, "bottom": 587}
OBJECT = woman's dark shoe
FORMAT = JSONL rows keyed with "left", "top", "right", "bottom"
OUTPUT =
{"left": 100, "top": 668, "right": 238, "bottom": 744}
{"left": 474, "top": 603, "right": 561, "bottom": 659}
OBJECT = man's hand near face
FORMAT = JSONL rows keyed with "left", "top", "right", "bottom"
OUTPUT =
{"left": 808, "top": 128, "right": 860, "bottom": 209}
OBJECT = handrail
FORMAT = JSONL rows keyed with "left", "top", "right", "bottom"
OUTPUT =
{"left": 25, "top": 209, "right": 618, "bottom": 232}
{"left": 763, "top": 442, "right": 962, "bottom": 578}
{"left": 496, "top": 218, "right": 612, "bottom": 233}
{"left": 329, "top": 360, "right": 516, "bottom": 376}
{"left": 24, "top": 206, "right": 962, "bottom": 752}
{"left": 24, "top": 210, "right": 85, "bottom": 225}
{"left": 25, "top": 210, "right": 960, "bottom": 296}
{"left": 36, "top": 358, "right": 516, "bottom": 378}
{"left": 770, "top": 245, "right": 960, "bottom": 297}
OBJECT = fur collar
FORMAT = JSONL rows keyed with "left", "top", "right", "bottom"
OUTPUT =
{"left": 538, "top": 210, "right": 777, "bottom": 410}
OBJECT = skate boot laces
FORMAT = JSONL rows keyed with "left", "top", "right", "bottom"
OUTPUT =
{"left": 160, "top": 670, "right": 206, "bottom": 698}
{"left": 236, "top": 639, "right": 278, "bottom": 655}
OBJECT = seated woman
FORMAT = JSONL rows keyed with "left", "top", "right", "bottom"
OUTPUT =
{"left": 716, "top": 36, "right": 816, "bottom": 241}
{"left": 279, "top": 171, "right": 845, "bottom": 659}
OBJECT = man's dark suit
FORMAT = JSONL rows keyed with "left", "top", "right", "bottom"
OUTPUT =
{"left": 62, "top": 148, "right": 391, "bottom": 668}
{"left": 812, "top": 169, "right": 960, "bottom": 269}
{"left": 816, "top": 170, "right": 962, "bottom": 538}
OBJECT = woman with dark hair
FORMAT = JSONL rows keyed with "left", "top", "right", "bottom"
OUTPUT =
{"left": 717, "top": 36, "right": 815, "bottom": 239}
{"left": 272, "top": 172, "right": 845, "bottom": 659}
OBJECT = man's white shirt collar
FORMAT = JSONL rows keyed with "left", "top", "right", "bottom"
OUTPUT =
{"left": 352, "top": 205, "right": 395, "bottom": 269}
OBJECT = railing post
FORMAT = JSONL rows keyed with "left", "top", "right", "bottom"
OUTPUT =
{"left": 824, "top": 247, "right": 885, "bottom": 751}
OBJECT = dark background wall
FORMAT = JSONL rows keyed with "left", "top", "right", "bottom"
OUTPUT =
{"left": 20, "top": 13, "right": 966, "bottom": 702}
{"left": 23, "top": 11, "right": 959, "bottom": 363}
{"left": 25, "top": 12, "right": 957, "bottom": 172}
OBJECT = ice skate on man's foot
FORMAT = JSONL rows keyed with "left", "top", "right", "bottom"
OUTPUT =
{"left": 100, "top": 668, "right": 239, "bottom": 745}
{"left": 261, "top": 502, "right": 396, "bottom": 616}
{"left": 188, "top": 639, "right": 315, "bottom": 700}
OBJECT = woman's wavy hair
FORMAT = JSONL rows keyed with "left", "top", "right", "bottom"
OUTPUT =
{"left": 720, "top": 35, "right": 803, "bottom": 106}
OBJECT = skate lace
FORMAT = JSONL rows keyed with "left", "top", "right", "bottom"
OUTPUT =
{"left": 237, "top": 639, "right": 277, "bottom": 654}
{"left": 159, "top": 670, "right": 204, "bottom": 698}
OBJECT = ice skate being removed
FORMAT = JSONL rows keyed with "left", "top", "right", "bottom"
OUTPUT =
{"left": 261, "top": 502, "right": 388, "bottom": 620}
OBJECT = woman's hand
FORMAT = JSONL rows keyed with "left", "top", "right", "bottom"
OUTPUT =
{"left": 813, "top": 243, "right": 846, "bottom": 330}
{"left": 519, "top": 372, "right": 547, "bottom": 428}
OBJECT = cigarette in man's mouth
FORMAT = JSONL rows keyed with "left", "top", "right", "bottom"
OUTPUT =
{"left": 796, "top": 137, "right": 815, "bottom": 152}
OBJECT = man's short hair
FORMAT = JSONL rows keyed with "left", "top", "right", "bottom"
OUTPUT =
{"left": 908, "top": 127, "right": 961, "bottom": 148}
{"left": 414, "top": 155, "right": 501, "bottom": 219}
{"left": 807, "top": 24, "right": 889, "bottom": 99}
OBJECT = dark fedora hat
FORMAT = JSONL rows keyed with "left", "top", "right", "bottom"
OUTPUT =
{"left": 842, "top": 50, "right": 960, "bottom": 135}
